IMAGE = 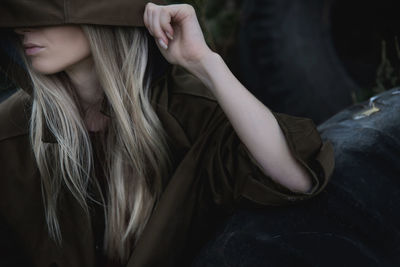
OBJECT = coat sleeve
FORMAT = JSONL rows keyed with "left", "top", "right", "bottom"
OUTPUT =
{"left": 166, "top": 65, "right": 335, "bottom": 208}
{"left": 194, "top": 103, "right": 335, "bottom": 208}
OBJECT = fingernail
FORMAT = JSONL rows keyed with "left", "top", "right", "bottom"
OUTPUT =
{"left": 166, "top": 32, "right": 174, "bottom": 40}
{"left": 158, "top": 38, "right": 168, "bottom": 50}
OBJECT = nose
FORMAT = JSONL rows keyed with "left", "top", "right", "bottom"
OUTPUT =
{"left": 13, "top": 27, "right": 33, "bottom": 35}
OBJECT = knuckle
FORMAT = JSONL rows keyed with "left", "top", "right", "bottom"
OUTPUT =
{"left": 143, "top": 15, "right": 149, "bottom": 25}
{"left": 183, "top": 4, "right": 195, "bottom": 13}
{"left": 146, "top": 2, "right": 155, "bottom": 11}
{"left": 155, "top": 30, "right": 164, "bottom": 38}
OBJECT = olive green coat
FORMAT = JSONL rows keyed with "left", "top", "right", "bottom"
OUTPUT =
{"left": 0, "top": 64, "right": 334, "bottom": 267}
{"left": 0, "top": 0, "right": 334, "bottom": 266}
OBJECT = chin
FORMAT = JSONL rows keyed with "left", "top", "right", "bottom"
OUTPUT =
{"left": 31, "top": 61, "right": 66, "bottom": 75}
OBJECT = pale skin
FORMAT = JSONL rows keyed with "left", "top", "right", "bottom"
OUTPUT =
{"left": 14, "top": 3, "right": 313, "bottom": 193}
{"left": 14, "top": 26, "right": 109, "bottom": 131}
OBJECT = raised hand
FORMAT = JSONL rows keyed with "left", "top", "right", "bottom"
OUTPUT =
{"left": 143, "top": 2, "right": 213, "bottom": 71}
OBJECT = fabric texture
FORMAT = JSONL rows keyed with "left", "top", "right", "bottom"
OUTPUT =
{"left": 0, "top": 0, "right": 165, "bottom": 28}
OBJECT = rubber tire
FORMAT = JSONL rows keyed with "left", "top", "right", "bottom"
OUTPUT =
{"left": 191, "top": 88, "right": 400, "bottom": 267}
{"left": 236, "top": 0, "right": 358, "bottom": 124}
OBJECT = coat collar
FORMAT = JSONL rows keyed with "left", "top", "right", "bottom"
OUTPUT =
{"left": 40, "top": 63, "right": 171, "bottom": 144}
{"left": 41, "top": 96, "right": 112, "bottom": 143}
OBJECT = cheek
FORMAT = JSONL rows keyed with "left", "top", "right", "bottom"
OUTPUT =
{"left": 31, "top": 31, "right": 91, "bottom": 74}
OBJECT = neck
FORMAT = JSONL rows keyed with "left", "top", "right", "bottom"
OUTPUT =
{"left": 65, "top": 56, "right": 109, "bottom": 132}
{"left": 65, "top": 56, "right": 103, "bottom": 110}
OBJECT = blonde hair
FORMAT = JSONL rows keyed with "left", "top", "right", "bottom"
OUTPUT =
{"left": 16, "top": 25, "right": 171, "bottom": 262}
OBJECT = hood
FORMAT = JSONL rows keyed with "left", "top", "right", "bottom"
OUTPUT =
{"left": 0, "top": 0, "right": 165, "bottom": 28}
{"left": 0, "top": 0, "right": 168, "bottom": 96}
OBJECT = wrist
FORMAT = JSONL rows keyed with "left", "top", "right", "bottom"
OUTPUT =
{"left": 184, "top": 51, "right": 223, "bottom": 89}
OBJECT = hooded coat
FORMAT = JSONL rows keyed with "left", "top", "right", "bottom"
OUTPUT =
{"left": 0, "top": 1, "right": 335, "bottom": 267}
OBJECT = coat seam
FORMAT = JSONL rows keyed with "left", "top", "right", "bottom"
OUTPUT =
{"left": 0, "top": 133, "right": 29, "bottom": 143}
{"left": 152, "top": 102, "right": 192, "bottom": 146}
{"left": 67, "top": 16, "right": 143, "bottom": 25}
{"left": 168, "top": 100, "right": 219, "bottom": 145}
{"left": 64, "top": 0, "right": 69, "bottom": 23}
{"left": 172, "top": 91, "right": 217, "bottom": 103}
{"left": 0, "top": 92, "right": 31, "bottom": 141}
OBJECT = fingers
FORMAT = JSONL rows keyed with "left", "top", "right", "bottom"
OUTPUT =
{"left": 152, "top": 9, "right": 168, "bottom": 49}
{"left": 144, "top": 3, "right": 175, "bottom": 49}
{"left": 160, "top": 11, "right": 174, "bottom": 41}
{"left": 144, "top": 5, "right": 154, "bottom": 36}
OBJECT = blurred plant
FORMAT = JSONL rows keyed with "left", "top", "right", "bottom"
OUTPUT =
{"left": 373, "top": 37, "right": 400, "bottom": 93}
{"left": 352, "top": 36, "right": 400, "bottom": 103}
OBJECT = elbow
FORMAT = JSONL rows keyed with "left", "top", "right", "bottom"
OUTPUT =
{"left": 293, "top": 176, "right": 313, "bottom": 193}
{"left": 289, "top": 166, "right": 313, "bottom": 194}
{"left": 257, "top": 155, "right": 314, "bottom": 194}
{"left": 263, "top": 163, "right": 314, "bottom": 194}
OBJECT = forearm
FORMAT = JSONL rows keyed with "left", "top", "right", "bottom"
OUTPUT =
{"left": 187, "top": 52, "right": 312, "bottom": 193}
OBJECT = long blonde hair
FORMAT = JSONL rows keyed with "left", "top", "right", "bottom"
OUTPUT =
{"left": 17, "top": 25, "right": 171, "bottom": 262}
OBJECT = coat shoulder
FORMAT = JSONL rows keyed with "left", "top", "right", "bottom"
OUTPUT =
{"left": 150, "top": 64, "right": 217, "bottom": 105}
{"left": 168, "top": 65, "right": 216, "bottom": 101}
{"left": 0, "top": 90, "right": 30, "bottom": 142}
{"left": 150, "top": 65, "right": 220, "bottom": 144}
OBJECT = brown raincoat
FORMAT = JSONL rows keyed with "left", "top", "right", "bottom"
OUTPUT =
{"left": 0, "top": 1, "right": 335, "bottom": 266}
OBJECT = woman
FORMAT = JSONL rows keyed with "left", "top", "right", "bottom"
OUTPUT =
{"left": 0, "top": 1, "right": 334, "bottom": 266}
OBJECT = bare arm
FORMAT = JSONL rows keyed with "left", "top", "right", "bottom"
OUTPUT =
{"left": 187, "top": 52, "right": 313, "bottom": 193}
{"left": 144, "top": 3, "right": 313, "bottom": 193}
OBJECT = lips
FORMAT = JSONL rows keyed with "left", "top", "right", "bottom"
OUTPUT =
{"left": 23, "top": 42, "right": 45, "bottom": 56}
{"left": 23, "top": 42, "right": 44, "bottom": 49}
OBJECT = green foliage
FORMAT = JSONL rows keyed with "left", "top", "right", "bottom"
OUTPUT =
{"left": 353, "top": 37, "right": 400, "bottom": 103}
{"left": 373, "top": 37, "right": 400, "bottom": 93}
